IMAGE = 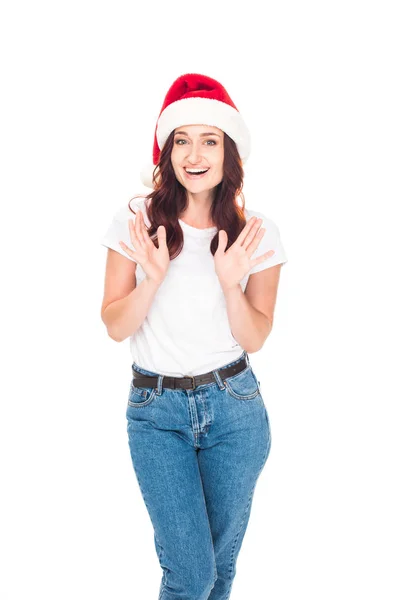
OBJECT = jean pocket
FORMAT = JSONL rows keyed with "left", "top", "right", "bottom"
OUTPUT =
{"left": 127, "top": 379, "right": 157, "bottom": 408}
{"left": 223, "top": 366, "right": 261, "bottom": 401}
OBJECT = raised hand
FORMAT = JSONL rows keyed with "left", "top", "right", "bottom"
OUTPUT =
{"left": 214, "top": 217, "right": 275, "bottom": 291}
{"left": 119, "top": 210, "right": 170, "bottom": 285}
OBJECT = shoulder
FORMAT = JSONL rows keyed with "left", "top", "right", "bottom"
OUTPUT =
{"left": 244, "top": 207, "right": 280, "bottom": 233}
{"left": 110, "top": 195, "right": 149, "bottom": 223}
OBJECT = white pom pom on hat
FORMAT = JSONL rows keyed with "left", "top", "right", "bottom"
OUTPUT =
{"left": 140, "top": 73, "right": 251, "bottom": 188}
{"left": 140, "top": 162, "right": 158, "bottom": 189}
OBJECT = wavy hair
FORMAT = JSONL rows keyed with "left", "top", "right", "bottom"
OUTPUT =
{"left": 127, "top": 130, "right": 248, "bottom": 260}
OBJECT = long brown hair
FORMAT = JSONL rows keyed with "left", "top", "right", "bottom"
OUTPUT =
{"left": 127, "top": 130, "right": 248, "bottom": 260}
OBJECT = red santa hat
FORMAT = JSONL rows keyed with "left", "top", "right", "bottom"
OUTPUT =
{"left": 140, "top": 72, "right": 251, "bottom": 188}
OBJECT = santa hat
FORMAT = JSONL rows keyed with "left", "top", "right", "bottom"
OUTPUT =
{"left": 140, "top": 73, "right": 251, "bottom": 188}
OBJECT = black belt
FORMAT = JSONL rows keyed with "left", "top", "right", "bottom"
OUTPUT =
{"left": 132, "top": 356, "right": 247, "bottom": 391}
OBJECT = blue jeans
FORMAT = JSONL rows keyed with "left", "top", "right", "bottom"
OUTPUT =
{"left": 125, "top": 350, "right": 271, "bottom": 600}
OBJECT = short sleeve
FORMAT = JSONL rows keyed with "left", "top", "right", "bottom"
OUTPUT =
{"left": 247, "top": 212, "right": 288, "bottom": 275}
{"left": 100, "top": 203, "right": 140, "bottom": 263}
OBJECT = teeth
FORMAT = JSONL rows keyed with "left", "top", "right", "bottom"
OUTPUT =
{"left": 185, "top": 168, "right": 209, "bottom": 173}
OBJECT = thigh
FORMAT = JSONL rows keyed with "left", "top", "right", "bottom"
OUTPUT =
{"left": 125, "top": 390, "right": 216, "bottom": 583}
{"left": 197, "top": 369, "right": 271, "bottom": 552}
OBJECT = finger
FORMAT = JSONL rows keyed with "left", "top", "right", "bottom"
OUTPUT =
{"left": 135, "top": 210, "right": 146, "bottom": 246}
{"left": 136, "top": 210, "right": 157, "bottom": 250}
{"left": 139, "top": 211, "right": 157, "bottom": 247}
{"left": 129, "top": 214, "right": 148, "bottom": 250}
{"left": 243, "top": 222, "right": 265, "bottom": 252}
{"left": 128, "top": 219, "right": 141, "bottom": 252}
{"left": 216, "top": 229, "right": 228, "bottom": 254}
{"left": 251, "top": 249, "right": 275, "bottom": 268}
{"left": 119, "top": 240, "right": 136, "bottom": 257}
{"left": 157, "top": 224, "right": 167, "bottom": 246}
{"left": 242, "top": 225, "right": 265, "bottom": 257}
{"left": 237, "top": 217, "right": 261, "bottom": 247}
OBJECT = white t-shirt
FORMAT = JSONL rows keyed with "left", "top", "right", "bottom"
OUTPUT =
{"left": 100, "top": 197, "right": 288, "bottom": 376}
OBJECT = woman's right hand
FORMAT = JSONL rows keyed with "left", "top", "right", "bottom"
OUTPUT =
{"left": 119, "top": 210, "right": 170, "bottom": 285}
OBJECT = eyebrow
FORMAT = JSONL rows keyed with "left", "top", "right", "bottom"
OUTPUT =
{"left": 174, "top": 130, "right": 221, "bottom": 138}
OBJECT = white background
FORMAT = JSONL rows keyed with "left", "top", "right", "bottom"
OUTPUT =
{"left": 1, "top": 0, "right": 399, "bottom": 598}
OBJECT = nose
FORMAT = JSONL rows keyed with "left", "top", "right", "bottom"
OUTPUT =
{"left": 186, "top": 141, "right": 202, "bottom": 164}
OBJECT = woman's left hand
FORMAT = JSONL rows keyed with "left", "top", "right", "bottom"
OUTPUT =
{"left": 214, "top": 217, "right": 275, "bottom": 291}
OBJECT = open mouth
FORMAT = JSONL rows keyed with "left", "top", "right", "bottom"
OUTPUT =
{"left": 184, "top": 167, "right": 210, "bottom": 179}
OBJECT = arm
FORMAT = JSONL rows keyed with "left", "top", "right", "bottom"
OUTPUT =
{"left": 102, "top": 277, "right": 161, "bottom": 342}
{"left": 101, "top": 249, "right": 161, "bottom": 342}
{"left": 222, "top": 264, "right": 282, "bottom": 353}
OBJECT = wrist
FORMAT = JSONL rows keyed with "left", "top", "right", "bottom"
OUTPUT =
{"left": 145, "top": 276, "right": 164, "bottom": 289}
{"left": 221, "top": 282, "right": 241, "bottom": 295}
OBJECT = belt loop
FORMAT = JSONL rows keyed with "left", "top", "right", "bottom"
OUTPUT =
{"left": 244, "top": 350, "right": 250, "bottom": 367}
{"left": 212, "top": 367, "right": 225, "bottom": 390}
{"left": 156, "top": 374, "right": 164, "bottom": 395}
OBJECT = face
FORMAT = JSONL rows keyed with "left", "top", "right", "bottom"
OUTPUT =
{"left": 170, "top": 124, "right": 224, "bottom": 196}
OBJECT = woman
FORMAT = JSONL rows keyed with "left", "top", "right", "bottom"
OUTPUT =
{"left": 100, "top": 73, "right": 288, "bottom": 600}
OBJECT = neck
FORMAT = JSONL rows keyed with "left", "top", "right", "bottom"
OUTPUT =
{"left": 179, "top": 190, "right": 215, "bottom": 227}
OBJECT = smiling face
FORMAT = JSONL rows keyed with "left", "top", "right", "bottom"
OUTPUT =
{"left": 170, "top": 124, "right": 224, "bottom": 197}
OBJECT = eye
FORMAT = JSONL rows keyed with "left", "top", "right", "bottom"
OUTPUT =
{"left": 174, "top": 138, "right": 217, "bottom": 146}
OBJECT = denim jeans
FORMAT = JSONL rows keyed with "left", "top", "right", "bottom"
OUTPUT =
{"left": 125, "top": 350, "right": 271, "bottom": 600}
